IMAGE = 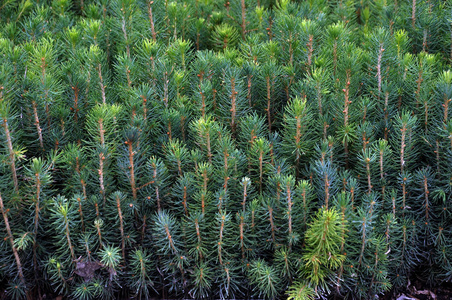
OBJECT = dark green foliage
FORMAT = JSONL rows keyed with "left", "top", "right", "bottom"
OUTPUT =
{"left": 1, "top": 0, "right": 452, "bottom": 299}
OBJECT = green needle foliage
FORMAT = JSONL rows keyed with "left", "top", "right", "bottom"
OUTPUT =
{"left": 301, "top": 208, "right": 346, "bottom": 288}
{"left": 1, "top": 0, "right": 452, "bottom": 299}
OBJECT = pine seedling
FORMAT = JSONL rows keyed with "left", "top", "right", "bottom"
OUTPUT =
{"left": 412, "top": 52, "right": 438, "bottom": 134}
{"left": 302, "top": 65, "right": 333, "bottom": 117}
{"left": 236, "top": 207, "right": 256, "bottom": 262}
{"left": 114, "top": 51, "right": 138, "bottom": 97}
{"left": 143, "top": 156, "right": 170, "bottom": 211}
{"left": 257, "top": 194, "right": 282, "bottom": 250}
{"left": 211, "top": 23, "right": 240, "bottom": 51}
{"left": 273, "top": 14, "right": 300, "bottom": 67}
{"left": 296, "top": 180, "right": 315, "bottom": 234}
{"left": 363, "top": 27, "right": 396, "bottom": 107}
{"left": 359, "top": 236, "right": 392, "bottom": 298}
{"left": 248, "top": 258, "right": 281, "bottom": 299}
{"left": 212, "top": 131, "right": 241, "bottom": 196}
{"left": 412, "top": 167, "right": 436, "bottom": 246}
{"left": 135, "top": 38, "right": 163, "bottom": 87}
{"left": 152, "top": 210, "right": 187, "bottom": 294}
{"left": 117, "top": 124, "right": 148, "bottom": 201}
{"left": 301, "top": 207, "right": 346, "bottom": 290}
{"left": 218, "top": 66, "right": 248, "bottom": 136}
{"left": 85, "top": 103, "right": 121, "bottom": 205}
{"left": 45, "top": 256, "right": 70, "bottom": 295}
{"left": 248, "top": 137, "right": 271, "bottom": 194}
{"left": 142, "top": 0, "right": 164, "bottom": 42}
{"left": 71, "top": 281, "right": 99, "bottom": 300}
{"left": 59, "top": 59, "right": 89, "bottom": 143}
{"left": 282, "top": 96, "right": 313, "bottom": 179}
{"left": 47, "top": 195, "right": 79, "bottom": 264}
{"left": 191, "top": 115, "right": 219, "bottom": 164}
{"left": 185, "top": 210, "right": 209, "bottom": 263}
{"left": 241, "top": 34, "right": 266, "bottom": 65}
{"left": 273, "top": 246, "right": 299, "bottom": 288}
{"left": 164, "top": 1, "right": 194, "bottom": 42}
{"left": 323, "top": 21, "right": 349, "bottom": 77}
{"left": 356, "top": 147, "right": 378, "bottom": 194}
{"left": 110, "top": 0, "right": 142, "bottom": 59}
{"left": 25, "top": 37, "right": 63, "bottom": 154}
{"left": 171, "top": 173, "right": 195, "bottom": 217}
{"left": 167, "top": 39, "right": 193, "bottom": 72}
{"left": 128, "top": 248, "right": 156, "bottom": 300}
{"left": 258, "top": 60, "right": 281, "bottom": 133}
{"left": 104, "top": 191, "right": 137, "bottom": 261}
{"left": 311, "top": 158, "right": 339, "bottom": 209}
{"left": 374, "top": 139, "right": 393, "bottom": 198}
{"left": 391, "top": 110, "right": 418, "bottom": 173}
{"left": 191, "top": 162, "right": 214, "bottom": 215}
{"left": 99, "top": 244, "right": 122, "bottom": 283}
{"left": 0, "top": 193, "right": 27, "bottom": 290}
{"left": 192, "top": 18, "right": 208, "bottom": 50}
{"left": 281, "top": 63, "right": 297, "bottom": 102}
{"left": 277, "top": 175, "right": 300, "bottom": 249}
{"left": 331, "top": 191, "right": 355, "bottom": 296}
{"left": 300, "top": 19, "right": 319, "bottom": 76}
{"left": 286, "top": 281, "right": 315, "bottom": 300}
{"left": 85, "top": 45, "right": 110, "bottom": 105}
{"left": 0, "top": 99, "right": 23, "bottom": 196}
{"left": 238, "top": 112, "right": 267, "bottom": 163}
{"left": 190, "top": 262, "right": 213, "bottom": 299}
{"left": 213, "top": 210, "right": 237, "bottom": 266}
{"left": 62, "top": 143, "right": 89, "bottom": 201}
{"left": 24, "top": 157, "right": 53, "bottom": 284}
{"left": 163, "top": 138, "right": 190, "bottom": 178}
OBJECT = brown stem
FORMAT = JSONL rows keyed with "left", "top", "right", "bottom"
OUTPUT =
{"left": 242, "top": 182, "right": 247, "bottom": 212}
{"left": 0, "top": 193, "right": 26, "bottom": 284}
{"left": 306, "top": 35, "right": 313, "bottom": 76}
{"left": 165, "top": 225, "right": 177, "bottom": 254}
{"left": 147, "top": 1, "right": 157, "bottom": 42}
{"left": 268, "top": 206, "right": 276, "bottom": 246}
{"left": 116, "top": 194, "right": 126, "bottom": 260}
{"left": 218, "top": 215, "right": 225, "bottom": 264}
{"left": 240, "top": 0, "right": 246, "bottom": 40}
{"left": 239, "top": 215, "right": 245, "bottom": 259}
{"left": 32, "top": 101, "right": 44, "bottom": 151}
{"left": 2, "top": 118, "right": 18, "bottom": 192}
{"left": 76, "top": 196, "right": 85, "bottom": 232}
{"left": 99, "top": 153, "right": 106, "bottom": 205}
{"left": 324, "top": 173, "right": 329, "bottom": 209}
{"left": 163, "top": 72, "right": 169, "bottom": 107}
{"left": 127, "top": 141, "right": 137, "bottom": 200}
{"left": 366, "top": 158, "right": 372, "bottom": 194}
{"left": 64, "top": 214, "right": 75, "bottom": 261}
{"left": 443, "top": 97, "right": 451, "bottom": 126}
{"left": 97, "top": 64, "right": 106, "bottom": 104}
{"left": 400, "top": 127, "right": 406, "bottom": 173}
{"left": 72, "top": 85, "right": 79, "bottom": 123}
{"left": 423, "top": 176, "right": 429, "bottom": 220}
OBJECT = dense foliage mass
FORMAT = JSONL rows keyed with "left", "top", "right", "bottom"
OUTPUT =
{"left": 1, "top": 0, "right": 452, "bottom": 299}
